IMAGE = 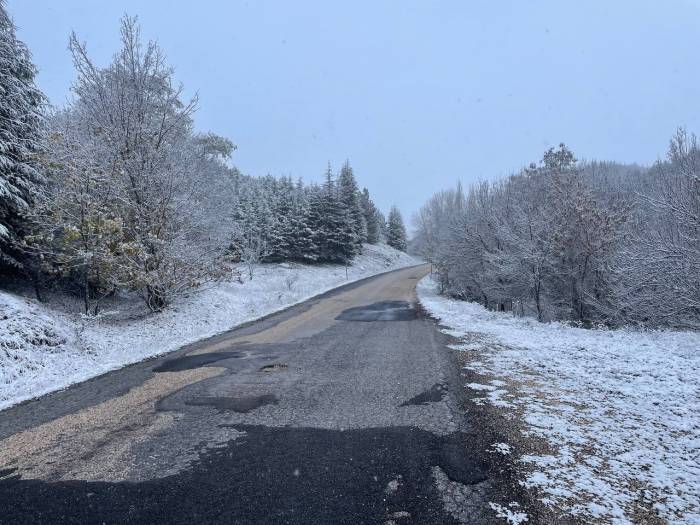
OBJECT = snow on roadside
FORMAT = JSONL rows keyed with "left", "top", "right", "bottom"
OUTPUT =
{"left": 0, "top": 244, "right": 418, "bottom": 411}
{"left": 417, "top": 275, "right": 700, "bottom": 525}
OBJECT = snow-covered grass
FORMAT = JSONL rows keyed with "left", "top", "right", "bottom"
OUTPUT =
{"left": 0, "top": 244, "right": 417, "bottom": 411}
{"left": 417, "top": 275, "right": 700, "bottom": 525}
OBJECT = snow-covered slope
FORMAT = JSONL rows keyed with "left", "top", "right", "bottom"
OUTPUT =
{"left": 417, "top": 275, "right": 700, "bottom": 525}
{"left": 1, "top": 244, "right": 417, "bottom": 411}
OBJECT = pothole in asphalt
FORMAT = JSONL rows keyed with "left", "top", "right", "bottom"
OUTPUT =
{"left": 437, "top": 436, "right": 488, "bottom": 486}
{"left": 153, "top": 351, "right": 245, "bottom": 372}
{"left": 185, "top": 394, "right": 279, "bottom": 413}
{"left": 336, "top": 301, "right": 417, "bottom": 322}
{"left": 400, "top": 383, "right": 447, "bottom": 406}
{"left": 259, "top": 363, "right": 288, "bottom": 372}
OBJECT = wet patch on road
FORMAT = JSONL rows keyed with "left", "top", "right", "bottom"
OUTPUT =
{"left": 153, "top": 351, "right": 246, "bottom": 372}
{"left": 400, "top": 383, "right": 447, "bottom": 406}
{"left": 185, "top": 395, "right": 278, "bottom": 413}
{"left": 259, "top": 363, "right": 288, "bottom": 372}
{"left": 0, "top": 425, "right": 493, "bottom": 525}
{"left": 336, "top": 301, "right": 418, "bottom": 322}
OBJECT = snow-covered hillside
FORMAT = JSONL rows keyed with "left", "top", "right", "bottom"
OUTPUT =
{"left": 0, "top": 244, "right": 417, "bottom": 411}
{"left": 417, "top": 275, "right": 700, "bottom": 525}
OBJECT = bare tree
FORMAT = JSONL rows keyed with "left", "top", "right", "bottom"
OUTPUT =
{"left": 237, "top": 231, "right": 272, "bottom": 281}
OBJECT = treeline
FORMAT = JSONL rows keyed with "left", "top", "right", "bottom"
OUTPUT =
{"left": 413, "top": 136, "right": 700, "bottom": 329}
{"left": 0, "top": 10, "right": 408, "bottom": 313}
{"left": 230, "top": 163, "right": 385, "bottom": 266}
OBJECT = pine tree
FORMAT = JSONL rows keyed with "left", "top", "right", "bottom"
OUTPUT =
{"left": 306, "top": 184, "right": 326, "bottom": 261}
{"left": 278, "top": 178, "right": 316, "bottom": 261}
{"left": 315, "top": 164, "right": 354, "bottom": 263}
{"left": 386, "top": 205, "right": 408, "bottom": 252}
{"left": 337, "top": 160, "right": 366, "bottom": 252}
{"left": 286, "top": 197, "right": 318, "bottom": 261}
{"left": 360, "top": 187, "right": 380, "bottom": 244}
{"left": 268, "top": 176, "right": 294, "bottom": 261}
{"left": 377, "top": 210, "right": 388, "bottom": 241}
{"left": 0, "top": 2, "right": 45, "bottom": 267}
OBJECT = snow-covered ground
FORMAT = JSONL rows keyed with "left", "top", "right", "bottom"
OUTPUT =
{"left": 417, "top": 275, "right": 700, "bottom": 525}
{"left": 0, "top": 244, "right": 417, "bottom": 411}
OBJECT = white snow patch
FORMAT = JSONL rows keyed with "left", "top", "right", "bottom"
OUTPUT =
{"left": 418, "top": 275, "right": 700, "bottom": 525}
{"left": 489, "top": 443, "right": 512, "bottom": 456}
{"left": 1, "top": 244, "right": 418, "bottom": 410}
{"left": 489, "top": 502, "right": 529, "bottom": 524}
{"left": 466, "top": 382, "right": 497, "bottom": 391}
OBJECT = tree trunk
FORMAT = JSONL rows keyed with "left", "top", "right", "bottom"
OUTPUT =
{"left": 84, "top": 270, "right": 90, "bottom": 316}
{"left": 146, "top": 285, "right": 167, "bottom": 312}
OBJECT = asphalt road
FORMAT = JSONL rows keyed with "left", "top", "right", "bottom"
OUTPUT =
{"left": 0, "top": 265, "right": 502, "bottom": 524}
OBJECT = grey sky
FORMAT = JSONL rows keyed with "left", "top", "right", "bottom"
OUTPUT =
{"left": 8, "top": 1, "right": 700, "bottom": 221}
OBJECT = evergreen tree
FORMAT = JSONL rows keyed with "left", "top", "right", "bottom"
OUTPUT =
{"left": 230, "top": 165, "right": 367, "bottom": 265}
{"left": 0, "top": 2, "right": 45, "bottom": 267}
{"left": 337, "top": 160, "right": 366, "bottom": 251}
{"left": 279, "top": 179, "right": 317, "bottom": 261}
{"left": 386, "top": 205, "right": 407, "bottom": 251}
{"left": 360, "top": 187, "right": 380, "bottom": 244}
{"left": 286, "top": 199, "right": 318, "bottom": 261}
{"left": 268, "top": 176, "right": 295, "bottom": 261}
{"left": 377, "top": 210, "right": 388, "bottom": 242}
{"left": 305, "top": 183, "right": 326, "bottom": 261}
{"left": 316, "top": 164, "right": 354, "bottom": 263}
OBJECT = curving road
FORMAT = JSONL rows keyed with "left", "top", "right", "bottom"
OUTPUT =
{"left": 0, "top": 265, "right": 502, "bottom": 524}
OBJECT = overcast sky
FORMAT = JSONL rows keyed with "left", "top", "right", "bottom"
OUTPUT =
{"left": 7, "top": 1, "right": 700, "bottom": 221}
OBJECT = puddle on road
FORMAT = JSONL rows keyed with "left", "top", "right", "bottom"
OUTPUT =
{"left": 400, "top": 383, "right": 447, "bottom": 407}
{"left": 336, "top": 301, "right": 417, "bottom": 322}
{"left": 185, "top": 395, "right": 279, "bottom": 413}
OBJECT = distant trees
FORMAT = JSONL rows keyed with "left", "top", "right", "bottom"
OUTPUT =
{"left": 0, "top": 2, "right": 45, "bottom": 268}
{"left": 414, "top": 137, "right": 699, "bottom": 329}
{"left": 386, "top": 206, "right": 407, "bottom": 252}
{"left": 229, "top": 161, "right": 387, "bottom": 265}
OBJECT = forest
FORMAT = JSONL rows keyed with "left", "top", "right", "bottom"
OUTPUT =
{"left": 0, "top": 12, "right": 408, "bottom": 314}
{"left": 412, "top": 137, "right": 700, "bottom": 329}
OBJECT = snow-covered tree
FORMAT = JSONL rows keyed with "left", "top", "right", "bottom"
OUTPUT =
{"left": 0, "top": 2, "right": 45, "bottom": 268}
{"left": 386, "top": 205, "right": 407, "bottom": 252}
{"left": 28, "top": 110, "right": 125, "bottom": 314}
{"left": 238, "top": 231, "right": 271, "bottom": 280}
{"left": 415, "top": 144, "right": 641, "bottom": 325}
{"left": 338, "top": 160, "right": 366, "bottom": 251}
{"left": 314, "top": 165, "right": 354, "bottom": 263}
{"left": 50, "top": 15, "right": 225, "bottom": 311}
{"left": 611, "top": 129, "right": 700, "bottom": 327}
{"left": 360, "top": 187, "right": 381, "bottom": 244}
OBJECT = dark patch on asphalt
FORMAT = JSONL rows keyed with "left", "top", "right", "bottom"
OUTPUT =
{"left": 400, "top": 383, "right": 447, "bottom": 406}
{"left": 438, "top": 434, "right": 488, "bottom": 485}
{"left": 185, "top": 394, "right": 278, "bottom": 413}
{"left": 259, "top": 363, "right": 288, "bottom": 372}
{"left": 336, "top": 301, "right": 418, "bottom": 322}
{"left": 0, "top": 467, "right": 18, "bottom": 480}
{"left": 0, "top": 425, "right": 491, "bottom": 525}
{"left": 152, "top": 351, "right": 245, "bottom": 372}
